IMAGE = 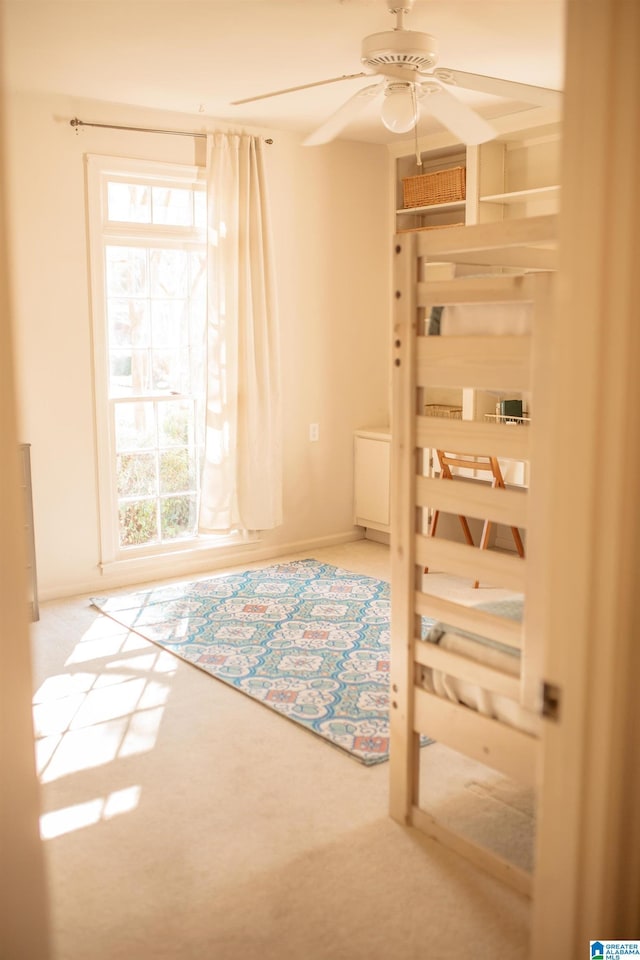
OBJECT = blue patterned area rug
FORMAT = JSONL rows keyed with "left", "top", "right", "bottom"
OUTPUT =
{"left": 91, "top": 559, "right": 430, "bottom": 765}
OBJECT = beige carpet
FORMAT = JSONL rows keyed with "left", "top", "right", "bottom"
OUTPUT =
{"left": 31, "top": 540, "right": 533, "bottom": 960}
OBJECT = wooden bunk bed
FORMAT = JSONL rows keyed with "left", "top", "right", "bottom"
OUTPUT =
{"left": 389, "top": 214, "right": 557, "bottom": 895}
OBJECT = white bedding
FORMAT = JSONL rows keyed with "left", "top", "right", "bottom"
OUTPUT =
{"left": 419, "top": 600, "right": 540, "bottom": 736}
{"left": 441, "top": 302, "right": 533, "bottom": 336}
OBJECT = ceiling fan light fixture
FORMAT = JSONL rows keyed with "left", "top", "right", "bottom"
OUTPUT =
{"left": 381, "top": 82, "right": 420, "bottom": 134}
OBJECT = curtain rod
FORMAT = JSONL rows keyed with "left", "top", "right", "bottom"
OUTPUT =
{"left": 69, "top": 117, "right": 273, "bottom": 144}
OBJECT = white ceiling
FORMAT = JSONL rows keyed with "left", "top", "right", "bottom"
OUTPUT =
{"left": 2, "top": 0, "right": 566, "bottom": 144}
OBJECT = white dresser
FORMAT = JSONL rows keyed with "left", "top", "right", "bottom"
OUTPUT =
{"left": 353, "top": 427, "right": 391, "bottom": 534}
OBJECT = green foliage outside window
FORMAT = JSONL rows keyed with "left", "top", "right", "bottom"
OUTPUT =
{"left": 161, "top": 496, "right": 196, "bottom": 540}
{"left": 119, "top": 499, "right": 157, "bottom": 546}
{"left": 117, "top": 453, "right": 156, "bottom": 498}
{"left": 118, "top": 445, "right": 197, "bottom": 546}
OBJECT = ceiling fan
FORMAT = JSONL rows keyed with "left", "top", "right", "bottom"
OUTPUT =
{"left": 230, "top": 0, "right": 562, "bottom": 147}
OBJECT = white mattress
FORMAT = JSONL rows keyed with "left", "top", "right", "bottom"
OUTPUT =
{"left": 419, "top": 599, "right": 540, "bottom": 736}
{"left": 441, "top": 302, "right": 533, "bottom": 336}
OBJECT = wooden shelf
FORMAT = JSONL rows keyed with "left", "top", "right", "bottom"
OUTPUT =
{"left": 397, "top": 223, "right": 465, "bottom": 234}
{"left": 479, "top": 185, "right": 560, "bottom": 205}
{"left": 396, "top": 199, "right": 466, "bottom": 216}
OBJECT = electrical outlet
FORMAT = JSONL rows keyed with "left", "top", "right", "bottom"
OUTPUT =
{"left": 309, "top": 423, "right": 319, "bottom": 442}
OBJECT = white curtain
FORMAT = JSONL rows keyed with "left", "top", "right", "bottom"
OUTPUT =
{"left": 199, "top": 132, "right": 283, "bottom": 533}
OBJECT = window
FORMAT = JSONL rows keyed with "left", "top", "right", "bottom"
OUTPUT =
{"left": 87, "top": 156, "right": 209, "bottom": 562}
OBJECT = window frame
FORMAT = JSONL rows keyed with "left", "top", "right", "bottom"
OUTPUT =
{"left": 87, "top": 154, "right": 211, "bottom": 565}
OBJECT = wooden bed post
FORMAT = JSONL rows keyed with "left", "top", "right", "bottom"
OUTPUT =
{"left": 520, "top": 271, "right": 554, "bottom": 714}
{"left": 389, "top": 231, "right": 420, "bottom": 824}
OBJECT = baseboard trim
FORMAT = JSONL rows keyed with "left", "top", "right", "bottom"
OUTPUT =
{"left": 363, "top": 528, "right": 390, "bottom": 545}
{"left": 38, "top": 528, "right": 366, "bottom": 602}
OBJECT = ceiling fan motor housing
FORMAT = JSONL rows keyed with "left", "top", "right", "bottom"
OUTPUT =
{"left": 361, "top": 30, "right": 439, "bottom": 72}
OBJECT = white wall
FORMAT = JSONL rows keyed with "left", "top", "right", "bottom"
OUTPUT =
{"left": 0, "top": 14, "right": 52, "bottom": 950}
{"left": 3, "top": 92, "right": 391, "bottom": 599}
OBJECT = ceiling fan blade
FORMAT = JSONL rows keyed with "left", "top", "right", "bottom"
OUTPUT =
{"left": 230, "top": 73, "right": 370, "bottom": 106}
{"left": 434, "top": 68, "right": 563, "bottom": 110}
{"left": 422, "top": 85, "right": 496, "bottom": 145}
{"left": 303, "top": 83, "right": 385, "bottom": 146}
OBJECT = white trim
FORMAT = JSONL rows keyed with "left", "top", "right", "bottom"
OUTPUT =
{"left": 98, "top": 529, "right": 259, "bottom": 574}
{"left": 532, "top": 0, "right": 640, "bottom": 948}
{"left": 86, "top": 154, "right": 209, "bottom": 565}
{"left": 86, "top": 153, "right": 202, "bottom": 184}
{"left": 37, "top": 529, "right": 365, "bottom": 601}
{"left": 86, "top": 153, "right": 116, "bottom": 560}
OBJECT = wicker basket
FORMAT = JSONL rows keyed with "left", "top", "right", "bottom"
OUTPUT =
{"left": 424, "top": 404, "right": 463, "bottom": 419}
{"left": 402, "top": 166, "right": 466, "bottom": 208}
